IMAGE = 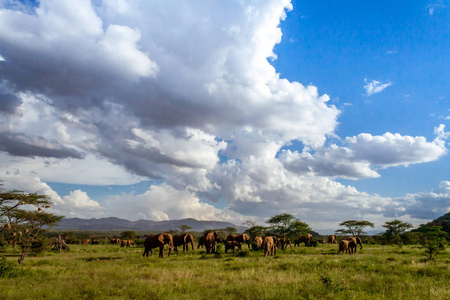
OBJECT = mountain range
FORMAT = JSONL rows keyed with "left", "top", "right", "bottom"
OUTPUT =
{"left": 54, "top": 217, "right": 246, "bottom": 232}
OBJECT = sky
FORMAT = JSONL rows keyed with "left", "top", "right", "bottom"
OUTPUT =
{"left": 0, "top": 0, "right": 449, "bottom": 234}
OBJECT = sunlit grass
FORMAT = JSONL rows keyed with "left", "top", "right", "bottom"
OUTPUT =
{"left": 0, "top": 244, "right": 448, "bottom": 299}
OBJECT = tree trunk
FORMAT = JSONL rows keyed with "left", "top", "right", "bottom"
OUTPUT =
{"left": 18, "top": 248, "right": 28, "bottom": 265}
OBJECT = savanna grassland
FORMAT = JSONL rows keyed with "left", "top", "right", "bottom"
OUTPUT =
{"left": 0, "top": 243, "right": 449, "bottom": 300}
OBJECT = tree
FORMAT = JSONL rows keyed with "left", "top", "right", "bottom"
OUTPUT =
{"left": 244, "top": 225, "right": 268, "bottom": 239}
{"left": 177, "top": 224, "right": 192, "bottom": 233}
{"left": 120, "top": 231, "right": 137, "bottom": 240}
{"left": 266, "top": 213, "right": 311, "bottom": 239}
{"left": 224, "top": 226, "right": 237, "bottom": 235}
{"left": 335, "top": 220, "right": 374, "bottom": 236}
{"left": 383, "top": 219, "right": 413, "bottom": 244}
{"left": 419, "top": 226, "right": 447, "bottom": 259}
{"left": 242, "top": 220, "right": 258, "bottom": 228}
{"left": 0, "top": 185, "right": 62, "bottom": 264}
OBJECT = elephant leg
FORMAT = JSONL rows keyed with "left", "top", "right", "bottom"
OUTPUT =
{"left": 159, "top": 246, "right": 164, "bottom": 258}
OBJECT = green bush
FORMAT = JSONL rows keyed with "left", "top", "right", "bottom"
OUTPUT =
{"left": 0, "top": 256, "right": 15, "bottom": 278}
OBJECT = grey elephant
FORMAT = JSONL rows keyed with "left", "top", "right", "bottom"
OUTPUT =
{"left": 143, "top": 233, "right": 174, "bottom": 258}
{"left": 224, "top": 240, "right": 242, "bottom": 253}
{"left": 173, "top": 234, "right": 195, "bottom": 252}
{"left": 347, "top": 236, "right": 363, "bottom": 253}
{"left": 263, "top": 236, "right": 277, "bottom": 257}
{"left": 338, "top": 239, "right": 356, "bottom": 254}
{"left": 226, "top": 233, "right": 250, "bottom": 249}
{"left": 201, "top": 231, "right": 218, "bottom": 253}
{"left": 328, "top": 235, "right": 337, "bottom": 244}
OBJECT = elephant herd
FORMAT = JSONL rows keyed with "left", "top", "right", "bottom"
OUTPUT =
{"left": 138, "top": 232, "right": 364, "bottom": 258}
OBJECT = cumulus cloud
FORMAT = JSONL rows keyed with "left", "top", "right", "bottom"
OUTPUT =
{"left": 0, "top": 1, "right": 447, "bottom": 230}
{"left": 281, "top": 128, "right": 448, "bottom": 179}
{"left": 364, "top": 78, "right": 393, "bottom": 96}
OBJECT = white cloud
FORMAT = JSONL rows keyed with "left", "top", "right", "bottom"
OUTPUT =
{"left": 0, "top": 1, "right": 447, "bottom": 231}
{"left": 280, "top": 129, "right": 448, "bottom": 179}
{"left": 364, "top": 79, "right": 393, "bottom": 96}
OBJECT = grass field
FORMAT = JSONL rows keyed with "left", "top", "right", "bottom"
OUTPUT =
{"left": 0, "top": 243, "right": 449, "bottom": 299}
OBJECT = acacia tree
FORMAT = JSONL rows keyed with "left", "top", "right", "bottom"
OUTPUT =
{"left": 244, "top": 225, "right": 268, "bottom": 239}
{"left": 266, "top": 213, "right": 311, "bottom": 239}
{"left": 177, "top": 225, "right": 192, "bottom": 233}
{"left": 335, "top": 220, "right": 374, "bottom": 236}
{"left": 0, "top": 185, "right": 63, "bottom": 264}
{"left": 383, "top": 219, "right": 413, "bottom": 244}
{"left": 224, "top": 226, "right": 237, "bottom": 235}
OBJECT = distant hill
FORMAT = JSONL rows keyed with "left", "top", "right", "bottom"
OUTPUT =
{"left": 54, "top": 217, "right": 246, "bottom": 232}
{"left": 413, "top": 212, "right": 450, "bottom": 234}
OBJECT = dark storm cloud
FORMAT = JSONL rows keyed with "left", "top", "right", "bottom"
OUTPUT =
{"left": 0, "top": 93, "right": 22, "bottom": 114}
{"left": 0, "top": 132, "right": 84, "bottom": 159}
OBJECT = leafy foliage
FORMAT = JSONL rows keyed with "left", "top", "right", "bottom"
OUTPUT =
{"left": 419, "top": 226, "right": 447, "bottom": 259}
{"left": 244, "top": 225, "right": 268, "bottom": 239}
{"left": 0, "top": 255, "right": 16, "bottom": 278}
{"left": 0, "top": 184, "right": 63, "bottom": 264}
{"left": 413, "top": 212, "right": 450, "bottom": 236}
{"left": 224, "top": 226, "right": 237, "bottom": 234}
{"left": 120, "top": 231, "right": 137, "bottom": 240}
{"left": 177, "top": 225, "right": 192, "bottom": 233}
{"left": 383, "top": 219, "right": 413, "bottom": 245}
{"left": 266, "top": 213, "right": 311, "bottom": 239}
{"left": 335, "top": 220, "right": 374, "bottom": 236}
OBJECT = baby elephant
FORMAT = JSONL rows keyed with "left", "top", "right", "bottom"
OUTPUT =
{"left": 224, "top": 241, "right": 242, "bottom": 253}
{"left": 338, "top": 239, "right": 356, "bottom": 254}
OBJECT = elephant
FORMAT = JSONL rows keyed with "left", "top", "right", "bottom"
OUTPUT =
{"left": 263, "top": 236, "right": 277, "bottom": 257}
{"left": 121, "top": 240, "right": 133, "bottom": 248}
{"left": 173, "top": 234, "right": 195, "bottom": 252}
{"left": 226, "top": 234, "right": 250, "bottom": 249}
{"left": 252, "top": 236, "right": 263, "bottom": 250}
{"left": 197, "top": 235, "right": 205, "bottom": 249}
{"left": 110, "top": 238, "right": 121, "bottom": 245}
{"left": 201, "top": 231, "right": 218, "bottom": 253}
{"left": 294, "top": 235, "right": 314, "bottom": 247}
{"left": 224, "top": 241, "right": 242, "bottom": 253}
{"left": 338, "top": 239, "right": 356, "bottom": 254}
{"left": 328, "top": 235, "right": 337, "bottom": 244}
{"left": 277, "top": 236, "right": 293, "bottom": 250}
{"left": 185, "top": 234, "right": 195, "bottom": 251}
{"left": 143, "top": 233, "right": 174, "bottom": 258}
{"left": 347, "top": 237, "right": 362, "bottom": 253}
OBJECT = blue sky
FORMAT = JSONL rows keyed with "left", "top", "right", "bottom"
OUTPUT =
{"left": 273, "top": 0, "right": 450, "bottom": 197}
{"left": 0, "top": 0, "right": 448, "bottom": 232}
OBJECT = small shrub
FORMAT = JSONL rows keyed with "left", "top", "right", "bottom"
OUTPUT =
{"left": 0, "top": 255, "right": 16, "bottom": 278}
{"left": 419, "top": 226, "right": 447, "bottom": 259}
{"left": 236, "top": 251, "right": 249, "bottom": 257}
{"left": 319, "top": 274, "right": 343, "bottom": 292}
{"left": 215, "top": 244, "right": 224, "bottom": 258}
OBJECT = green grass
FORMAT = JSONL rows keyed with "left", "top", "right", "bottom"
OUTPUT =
{"left": 0, "top": 244, "right": 448, "bottom": 299}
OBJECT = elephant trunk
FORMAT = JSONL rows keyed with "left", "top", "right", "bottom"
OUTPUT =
{"left": 168, "top": 240, "right": 173, "bottom": 257}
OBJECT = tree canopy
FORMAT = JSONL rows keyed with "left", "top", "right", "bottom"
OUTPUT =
{"left": 177, "top": 225, "right": 192, "bottom": 233}
{"left": 1, "top": 184, "right": 63, "bottom": 264}
{"left": 335, "top": 220, "right": 374, "bottom": 236}
{"left": 120, "top": 230, "right": 137, "bottom": 240}
{"left": 266, "top": 213, "right": 311, "bottom": 238}
{"left": 383, "top": 219, "right": 413, "bottom": 237}
{"left": 224, "top": 226, "right": 237, "bottom": 235}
